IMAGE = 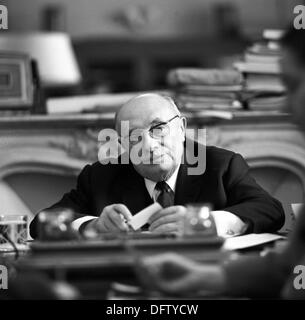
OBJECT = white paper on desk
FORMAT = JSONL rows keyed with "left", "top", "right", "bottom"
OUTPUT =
{"left": 129, "top": 203, "right": 162, "bottom": 231}
{"left": 223, "top": 233, "right": 286, "bottom": 251}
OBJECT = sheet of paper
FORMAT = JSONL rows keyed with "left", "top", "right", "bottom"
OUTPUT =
{"left": 223, "top": 233, "right": 286, "bottom": 251}
{"left": 129, "top": 203, "right": 162, "bottom": 231}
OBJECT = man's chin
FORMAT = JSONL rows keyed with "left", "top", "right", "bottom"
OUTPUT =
{"left": 134, "top": 161, "right": 175, "bottom": 181}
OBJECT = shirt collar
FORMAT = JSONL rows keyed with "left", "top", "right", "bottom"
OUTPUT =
{"left": 144, "top": 164, "right": 181, "bottom": 199}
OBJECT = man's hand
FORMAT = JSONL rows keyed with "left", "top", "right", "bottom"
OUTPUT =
{"left": 148, "top": 205, "right": 186, "bottom": 234}
{"left": 211, "top": 210, "right": 248, "bottom": 237}
{"left": 135, "top": 253, "right": 224, "bottom": 295}
{"left": 86, "top": 204, "right": 133, "bottom": 233}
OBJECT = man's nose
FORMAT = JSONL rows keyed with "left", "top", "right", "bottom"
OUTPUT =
{"left": 141, "top": 131, "right": 159, "bottom": 153}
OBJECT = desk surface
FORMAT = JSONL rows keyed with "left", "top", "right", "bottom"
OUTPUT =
{"left": 0, "top": 235, "right": 287, "bottom": 299}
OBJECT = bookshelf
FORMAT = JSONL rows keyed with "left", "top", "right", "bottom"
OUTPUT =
{"left": 73, "top": 37, "right": 249, "bottom": 93}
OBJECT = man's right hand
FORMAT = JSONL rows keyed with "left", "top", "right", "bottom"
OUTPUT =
{"left": 86, "top": 204, "right": 133, "bottom": 233}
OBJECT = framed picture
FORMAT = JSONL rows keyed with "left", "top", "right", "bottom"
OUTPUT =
{"left": 0, "top": 52, "right": 34, "bottom": 109}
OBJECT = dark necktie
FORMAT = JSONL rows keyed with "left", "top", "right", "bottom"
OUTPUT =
{"left": 155, "top": 181, "right": 174, "bottom": 208}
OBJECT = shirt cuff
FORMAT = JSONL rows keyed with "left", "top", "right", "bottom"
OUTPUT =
{"left": 211, "top": 211, "right": 248, "bottom": 238}
{"left": 71, "top": 216, "right": 97, "bottom": 231}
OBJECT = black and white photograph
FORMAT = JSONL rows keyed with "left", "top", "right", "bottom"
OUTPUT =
{"left": 0, "top": 0, "right": 305, "bottom": 310}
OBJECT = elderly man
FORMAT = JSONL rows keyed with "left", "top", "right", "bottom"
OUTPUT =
{"left": 135, "top": 28, "right": 305, "bottom": 299}
{"left": 30, "top": 93, "right": 284, "bottom": 238}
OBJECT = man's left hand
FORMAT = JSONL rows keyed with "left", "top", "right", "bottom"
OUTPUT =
{"left": 148, "top": 205, "right": 186, "bottom": 234}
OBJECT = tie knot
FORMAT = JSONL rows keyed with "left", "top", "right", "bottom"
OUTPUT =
{"left": 155, "top": 181, "right": 171, "bottom": 193}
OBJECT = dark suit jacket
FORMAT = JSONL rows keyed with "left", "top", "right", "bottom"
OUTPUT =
{"left": 30, "top": 145, "right": 284, "bottom": 238}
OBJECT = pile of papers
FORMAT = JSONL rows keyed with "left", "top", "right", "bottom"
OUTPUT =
{"left": 167, "top": 68, "right": 244, "bottom": 119}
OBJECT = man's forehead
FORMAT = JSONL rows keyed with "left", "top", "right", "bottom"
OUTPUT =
{"left": 121, "top": 113, "right": 171, "bottom": 130}
{"left": 118, "top": 96, "right": 175, "bottom": 124}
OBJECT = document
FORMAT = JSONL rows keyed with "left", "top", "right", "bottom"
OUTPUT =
{"left": 128, "top": 203, "right": 162, "bottom": 231}
{"left": 223, "top": 233, "right": 286, "bottom": 251}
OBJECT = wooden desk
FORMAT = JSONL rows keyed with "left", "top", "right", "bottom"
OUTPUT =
{"left": 0, "top": 235, "right": 286, "bottom": 299}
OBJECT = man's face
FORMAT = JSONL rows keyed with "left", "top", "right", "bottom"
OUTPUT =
{"left": 117, "top": 95, "right": 186, "bottom": 182}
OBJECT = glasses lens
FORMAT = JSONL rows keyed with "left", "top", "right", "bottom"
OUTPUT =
{"left": 150, "top": 125, "right": 168, "bottom": 138}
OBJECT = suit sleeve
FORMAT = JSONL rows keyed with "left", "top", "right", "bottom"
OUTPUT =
{"left": 223, "top": 153, "right": 285, "bottom": 233}
{"left": 29, "top": 165, "right": 93, "bottom": 238}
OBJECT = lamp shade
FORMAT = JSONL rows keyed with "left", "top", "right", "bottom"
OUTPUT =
{"left": 0, "top": 32, "right": 81, "bottom": 88}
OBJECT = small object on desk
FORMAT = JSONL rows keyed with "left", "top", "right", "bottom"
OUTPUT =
{"left": 38, "top": 209, "right": 80, "bottom": 241}
{"left": 182, "top": 203, "right": 217, "bottom": 237}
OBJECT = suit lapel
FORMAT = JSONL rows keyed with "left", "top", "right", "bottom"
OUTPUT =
{"left": 174, "top": 162, "right": 204, "bottom": 205}
{"left": 119, "top": 165, "right": 153, "bottom": 215}
{"left": 174, "top": 141, "right": 212, "bottom": 205}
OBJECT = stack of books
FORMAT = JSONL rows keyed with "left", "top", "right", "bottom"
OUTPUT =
{"left": 234, "top": 29, "right": 286, "bottom": 111}
{"left": 167, "top": 68, "right": 244, "bottom": 118}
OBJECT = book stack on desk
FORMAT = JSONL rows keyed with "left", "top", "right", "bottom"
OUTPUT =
{"left": 234, "top": 29, "right": 287, "bottom": 112}
{"left": 167, "top": 68, "right": 244, "bottom": 119}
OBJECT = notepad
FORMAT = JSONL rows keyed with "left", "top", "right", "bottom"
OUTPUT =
{"left": 129, "top": 203, "right": 162, "bottom": 231}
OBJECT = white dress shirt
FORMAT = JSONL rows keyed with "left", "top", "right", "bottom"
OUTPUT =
{"left": 144, "top": 164, "right": 180, "bottom": 202}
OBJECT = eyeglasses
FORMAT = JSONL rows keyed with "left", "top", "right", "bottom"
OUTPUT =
{"left": 123, "top": 115, "right": 180, "bottom": 146}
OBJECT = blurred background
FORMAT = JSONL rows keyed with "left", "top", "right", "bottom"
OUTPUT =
{"left": 0, "top": 0, "right": 305, "bottom": 233}
{"left": 1, "top": 0, "right": 301, "bottom": 93}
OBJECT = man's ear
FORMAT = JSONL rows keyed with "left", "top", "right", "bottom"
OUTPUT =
{"left": 180, "top": 117, "right": 187, "bottom": 140}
